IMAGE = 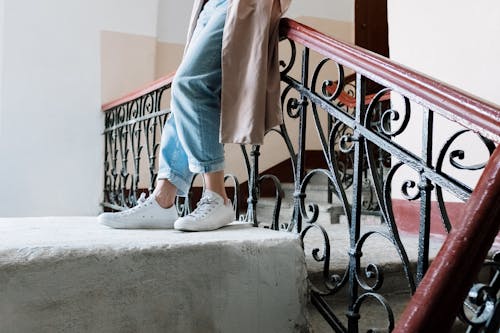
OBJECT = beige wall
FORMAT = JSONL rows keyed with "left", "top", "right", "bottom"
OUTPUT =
{"left": 101, "top": 16, "right": 354, "bottom": 103}
{"left": 101, "top": 31, "right": 157, "bottom": 103}
{"left": 155, "top": 42, "right": 185, "bottom": 78}
{"left": 100, "top": 32, "right": 185, "bottom": 103}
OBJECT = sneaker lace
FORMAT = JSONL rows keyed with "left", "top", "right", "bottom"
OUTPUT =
{"left": 137, "top": 192, "right": 147, "bottom": 205}
{"left": 118, "top": 193, "right": 150, "bottom": 216}
{"left": 189, "top": 196, "right": 218, "bottom": 219}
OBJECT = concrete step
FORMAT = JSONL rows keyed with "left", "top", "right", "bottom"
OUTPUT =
{"left": 280, "top": 175, "right": 361, "bottom": 206}
{"left": 0, "top": 217, "right": 309, "bottom": 333}
{"left": 256, "top": 198, "right": 342, "bottom": 227}
{"left": 257, "top": 193, "right": 382, "bottom": 225}
{"left": 281, "top": 182, "right": 334, "bottom": 205}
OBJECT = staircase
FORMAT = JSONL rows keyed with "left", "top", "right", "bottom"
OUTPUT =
{"left": 257, "top": 172, "right": 380, "bottom": 227}
{"left": 84, "top": 19, "right": 500, "bottom": 333}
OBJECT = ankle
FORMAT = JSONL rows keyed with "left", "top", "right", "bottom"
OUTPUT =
{"left": 156, "top": 198, "right": 175, "bottom": 209}
{"left": 155, "top": 179, "right": 178, "bottom": 208}
{"left": 154, "top": 193, "right": 175, "bottom": 209}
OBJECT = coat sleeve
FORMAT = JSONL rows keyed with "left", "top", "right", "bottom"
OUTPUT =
{"left": 219, "top": 0, "right": 289, "bottom": 144}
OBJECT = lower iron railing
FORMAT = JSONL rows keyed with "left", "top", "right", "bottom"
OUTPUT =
{"left": 102, "top": 18, "right": 500, "bottom": 332}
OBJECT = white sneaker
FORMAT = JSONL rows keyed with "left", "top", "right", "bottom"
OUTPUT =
{"left": 174, "top": 190, "right": 234, "bottom": 232}
{"left": 98, "top": 193, "right": 178, "bottom": 229}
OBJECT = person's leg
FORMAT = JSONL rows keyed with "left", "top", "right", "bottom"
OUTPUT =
{"left": 99, "top": 0, "right": 232, "bottom": 230}
{"left": 171, "top": 0, "right": 228, "bottom": 194}
{"left": 203, "top": 170, "right": 227, "bottom": 202}
{"left": 172, "top": 0, "right": 234, "bottom": 231}
{"left": 156, "top": 112, "right": 195, "bottom": 204}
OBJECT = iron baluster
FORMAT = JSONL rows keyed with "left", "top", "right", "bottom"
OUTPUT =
{"left": 248, "top": 145, "right": 260, "bottom": 227}
{"left": 292, "top": 47, "right": 310, "bottom": 233}
{"left": 345, "top": 73, "right": 366, "bottom": 333}
{"left": 416, "top": 108, "right": 434, "bottom": 283}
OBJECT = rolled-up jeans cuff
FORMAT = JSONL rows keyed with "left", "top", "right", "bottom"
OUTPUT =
{"left": 188, "top": 158, "right": 225, "bottom": 174}
{"left": 157, "top": 170, "right": 192, "bottom": 197}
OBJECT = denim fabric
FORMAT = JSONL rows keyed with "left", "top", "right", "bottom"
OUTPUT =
{"left": 158, "top": 0, "right": 228, "bottom": 196}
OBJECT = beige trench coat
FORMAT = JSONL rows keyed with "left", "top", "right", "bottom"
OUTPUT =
{"left": 186, "top": 0, "right": 291, "bottom": 145}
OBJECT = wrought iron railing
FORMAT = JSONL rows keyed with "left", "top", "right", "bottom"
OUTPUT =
{"left": 102, "top": 74, "right": 174, "bottom": 211}
{"left": 102, "top": 18, "right": 500, "bottom": 332}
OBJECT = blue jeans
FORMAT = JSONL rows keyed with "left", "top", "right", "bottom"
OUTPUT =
{"left": 158, "top": 0, "right": 228, "bottom": 196}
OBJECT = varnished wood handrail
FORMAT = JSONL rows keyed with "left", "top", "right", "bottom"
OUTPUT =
{"left": 394, "top": 146, "right": 500, "bottom": 332}
{"left": 280, "top": 18, "right": 500, "bottom": 143}
{"left": 102, "top": 72, "right": 176, "bottom": 112}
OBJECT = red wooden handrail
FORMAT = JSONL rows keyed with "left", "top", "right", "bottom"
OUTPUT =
{"left": 102, "top": 72, "right": 175, "bottom": 112}
{"left": 280, "top": 19, "right": 500, "bottom": 143}
{"left": 394, "top": 146, "right": 500, "bottom": 332}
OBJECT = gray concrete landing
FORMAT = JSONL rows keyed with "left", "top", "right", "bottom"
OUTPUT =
{"left": 0, "top": 217, "right": 309, "bottom": 333}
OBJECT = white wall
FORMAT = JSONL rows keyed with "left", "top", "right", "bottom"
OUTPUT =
{"left": 0, "top": 0, "right": 159, "bottom": 217}
{"left": 155, "top": 0, "right": 354, "bottom": 45}
{"left": 388, "top": 1, "right": 500, "bottom": 104}
{"left": 0, "top": 0, "right": 4, "bottom": 135}
{"left": 388, "top": 1, "right": 500, "bottom": 201}
{"left": 156, "top": 0, "right": 194, "bottom": 44}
